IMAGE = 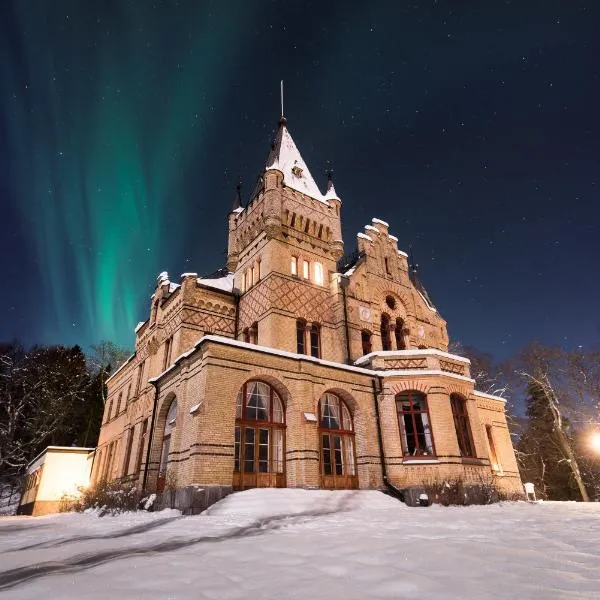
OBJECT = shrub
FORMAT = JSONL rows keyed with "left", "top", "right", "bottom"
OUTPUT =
{"left": 66, "top": 480, "right": 142, "bottom": 516}
{"left": 423, "top": 477, "right": 499, "bottom": 506}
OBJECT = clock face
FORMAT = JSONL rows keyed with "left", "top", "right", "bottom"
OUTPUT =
{"left": 359, "top": 306, "right": 372, "bottom": 322}
{"left": 418, "top": 326, "right": 425, "bottom": 339}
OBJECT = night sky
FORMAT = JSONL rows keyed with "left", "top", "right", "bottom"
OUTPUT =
{"left": 1, "top": 1, "right": 599, "bottom": 359}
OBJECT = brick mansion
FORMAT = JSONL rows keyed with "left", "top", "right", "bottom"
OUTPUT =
{"left": 94, "top": 116, "right": 523, "bottom": 510}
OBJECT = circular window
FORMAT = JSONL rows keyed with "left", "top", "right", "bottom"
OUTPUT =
{"left": 385, "top": 295, "right": 396, "bottom": 310}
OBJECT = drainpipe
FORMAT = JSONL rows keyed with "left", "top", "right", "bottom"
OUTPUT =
{"left": 371, "top": 376, "right": 404, "bottom": 502}
{"left": 142, "top": 380, "right": 160, "bottom": 495}
{"left": 340, "top": 275, "right": 351, "bottom": 364}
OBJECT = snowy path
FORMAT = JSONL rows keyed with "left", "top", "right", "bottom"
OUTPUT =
{"left": 1, "top": 490, "right": 599, "bottom": 599}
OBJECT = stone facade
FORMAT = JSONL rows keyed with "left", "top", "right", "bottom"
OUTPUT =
{"left": 93, "top": 118, "right": 523, "bottom": 508}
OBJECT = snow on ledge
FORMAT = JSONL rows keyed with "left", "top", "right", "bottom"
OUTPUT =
{"left": 197, "top": 272, "right": 234, "bottom": 293}
{"left": 365, "top": 225, "right": 380, "bottom": 234}
{"left": 181, "top": 272, "right": 198, "bottom": 278}
{"left": 189, "top": 402, "right": 203, "bottom": 414}
{"left": 397, "top": 249, "right": 408, "bottom": 258}
{"left": 148, "top": 335, "right": 476, "bottom": 385}
{"left": 105, "top": 352, "right": 136, "bottom": 384}
{"left": 473, "top": 390, "right": 508, "bottom": 404}
{"left": 357, "top": 232, "right": 372, "bottom": 241}
{"left": 372, "top": 218, "right": 389, "bottom": 227}
{"left": 354, "top": 348, "right": 471, "bottom": 366}
{"left": 388, "top": 234, "right": 399, "bottom": 242}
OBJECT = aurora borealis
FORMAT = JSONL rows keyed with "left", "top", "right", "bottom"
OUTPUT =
{"left": 1, "top": 2, "right": 599, "bottom": 357}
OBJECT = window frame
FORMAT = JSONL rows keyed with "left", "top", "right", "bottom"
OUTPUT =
{"left": 450, "top": 394, "right": 475, "bottom": 458}
{"left": 395, "top": 391, "right": 436, "bottom": 458}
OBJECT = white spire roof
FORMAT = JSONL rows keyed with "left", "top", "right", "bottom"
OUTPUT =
{"left": 266, "top": 120, "right": 328, "bottom": 203}
{"left": 323, "top": 179, "right": 341, "bottom": 203}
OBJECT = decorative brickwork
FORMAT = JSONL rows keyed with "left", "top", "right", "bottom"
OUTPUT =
{"left": 95, "top": 119, "right": 523, "bottom": 506}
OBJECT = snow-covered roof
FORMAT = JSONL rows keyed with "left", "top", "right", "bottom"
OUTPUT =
{"left": 266, "top": 122, "right": 328, "bottom": 203}
{"left": 323, "top": 180, "right": 341, "bottom": 203}
{"left": 372, "top": 218, "right": 389, "bottom": 227}
{"left": 149, "top": 334, "right": 476, "bottom": 386}
{"left": 197, "top": 272, "right": 234, "bottom": 293}
{"left": 354, "top": 348, "right": 471, "bottom": 366}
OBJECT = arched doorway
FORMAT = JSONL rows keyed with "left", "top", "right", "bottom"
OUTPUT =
{"left": 319, "top": 393, "right": 358, "bottom": 489}
{"left": 157, "top": 398, "right": 177, "bottom": 492}
{"left": 233, "top": 380, "right": 286, "bottom": 489}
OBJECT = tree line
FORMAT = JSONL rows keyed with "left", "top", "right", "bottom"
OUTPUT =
{"left": 0, "top": 341, "right": 130, "bottom": 487}
{"left": 455, "top": 341, "right": 600, "bottom": 501}
{"left": 1, "top": 337, "right": 599, "bottom": 501}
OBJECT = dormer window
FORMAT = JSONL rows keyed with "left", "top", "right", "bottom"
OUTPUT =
{"left": 292, "top": 165, "right": 303, "bottom": 177}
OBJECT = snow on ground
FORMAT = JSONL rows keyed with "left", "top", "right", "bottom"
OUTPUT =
{"left": 1, "top": 490, "right": 599, "bottom": 599}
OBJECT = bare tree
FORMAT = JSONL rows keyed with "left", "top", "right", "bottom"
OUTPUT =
{"left": 516, "top": 342, "right": 590, "bottom": 502}
{"left": 0, "top": 343, "right": 92, "bottom": 479}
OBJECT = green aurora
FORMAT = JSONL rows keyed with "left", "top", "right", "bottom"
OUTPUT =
{"left": 1, "top": 2, "right": 256, "bottom": 349}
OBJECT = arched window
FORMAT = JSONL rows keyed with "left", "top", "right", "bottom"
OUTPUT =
{"left": 157, "top": 399, "right": 177, "bottom": 492}
{"left": 234, "top": 381, "right": 285, "bottom": 489}
{"left": 361, "top": 330, "right": 372, "bottom": 355}
{"left": 395, "top": 391, "right": 435, "bottom": 457}
{"left": 319, "top": 393, "right": 357, "bottom": 489}
{"left": 380, "top": 313, "right": 392, "bottom": 351}
{"left": 395, "top": 318, "right": 406, "bottom": 350}
{"left": 450, "top": 394, "right": 475, "bottom": 458}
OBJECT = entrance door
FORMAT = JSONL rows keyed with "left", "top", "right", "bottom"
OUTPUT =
{"left": 319, "top": 393, "right": 358, "bottom": 490}
{"left": 233, "top": 381, "right": 285, "bottom": 490}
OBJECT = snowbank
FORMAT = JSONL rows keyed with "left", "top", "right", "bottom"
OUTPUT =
{"left": 0, "top": 490, "right": 599, "bottom": 599}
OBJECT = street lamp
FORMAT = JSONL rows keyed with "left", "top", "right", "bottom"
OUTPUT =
{"left": 590, "top": 431, "right": 600, "bottom": 453}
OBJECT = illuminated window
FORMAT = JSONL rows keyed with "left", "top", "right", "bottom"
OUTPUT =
{"left": 314, "top": 262, "right": 324, "bottom": 285}
{"left": 303, "top": 260, "right": 309, "bottom": 279}
{"left": 251, "top": 263, "right": 257, "bottom": 286}
{"left": 291, "top": 256, "right": 298, "bottom": 276}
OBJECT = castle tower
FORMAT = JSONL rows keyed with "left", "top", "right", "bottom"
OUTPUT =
{"left": 227, "top": 118, "right": 345, "bottom": 358}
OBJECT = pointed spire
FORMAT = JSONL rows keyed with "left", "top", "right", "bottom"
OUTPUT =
{"left": 264, "top": 118, "right": 326, "bottom": 202}
{"left": 231, "top": 178, "right": 243, "bottom": 212}
{"left": 323, "top": 162, "right": 341, "bottom": 202}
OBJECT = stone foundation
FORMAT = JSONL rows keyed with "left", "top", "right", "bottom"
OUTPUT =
{"left": 154, "top": 485, "right": 233, "bottom": 515}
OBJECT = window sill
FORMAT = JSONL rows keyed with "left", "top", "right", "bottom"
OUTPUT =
{"left": 461, "top": 457, "right": 484, "bottom": 466}
{"left": 402, "top": 459, "right": 439, "bottom": 465}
